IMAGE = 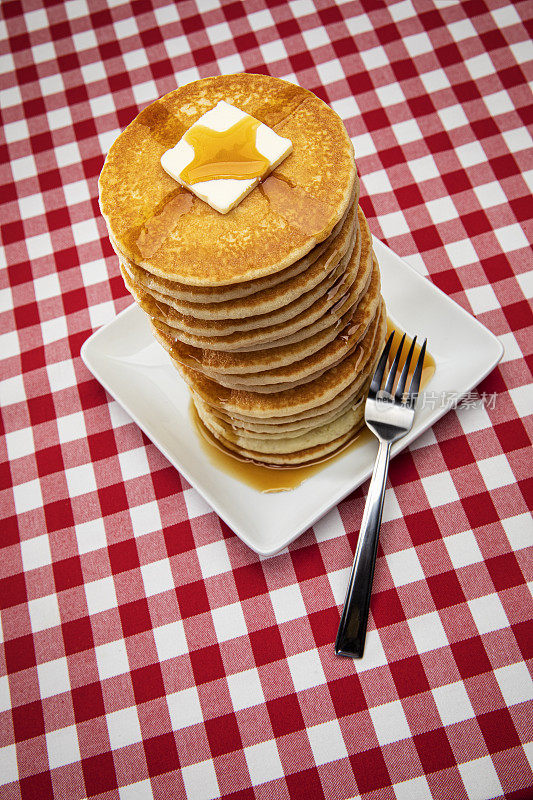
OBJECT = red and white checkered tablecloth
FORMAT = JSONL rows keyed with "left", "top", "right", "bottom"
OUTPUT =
{"left": 1, "top": 0, "right": 532, "bottom": 798}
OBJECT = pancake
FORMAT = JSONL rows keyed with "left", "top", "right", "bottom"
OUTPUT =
{"left": 125, "top": 202, "right": 358, "bottom": 320}
{"left": 99, "top": 73, "right": 356, "bottom": 285}
{"left": 155, "top": 260, "right": 381, "bottom": 391}
{"left": 107, "top": 179, "right": 359, "bottom": 304}
{"left": 179, "top": 301, "right": 387, "bottom": 419}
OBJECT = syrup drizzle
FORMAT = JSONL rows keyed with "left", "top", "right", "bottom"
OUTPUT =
{"left": 180, "top": 116, "right": 270, "bottom": 184}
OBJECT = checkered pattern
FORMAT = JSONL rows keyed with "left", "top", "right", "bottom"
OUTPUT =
{"left": 1, "top": 0, "right": 532, "bottom": 798}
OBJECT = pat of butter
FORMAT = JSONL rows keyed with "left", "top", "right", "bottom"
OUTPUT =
{"left": 160, "top": 100, "right": 292, "bottom": 214}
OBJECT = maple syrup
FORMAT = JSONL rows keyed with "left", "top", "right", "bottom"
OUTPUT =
{"left": 180, "top": 116, "right": 270, "bottom": 184}
{"left": 189, "top": 319, "right": 435, "bottom": 493}
{"left": 260, "top": 174, "right": 333, "bottom": 237}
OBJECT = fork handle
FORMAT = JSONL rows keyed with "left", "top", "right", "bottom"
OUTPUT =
{"left": 335, "top": 440, "right": 391, "bottom": 658}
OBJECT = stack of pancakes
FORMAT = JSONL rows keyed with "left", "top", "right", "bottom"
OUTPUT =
{"left": 99, "top": 74, "right": 386, "bottom": 467}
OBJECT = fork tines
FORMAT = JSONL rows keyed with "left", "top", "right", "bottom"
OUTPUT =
{"left": 370, "top": 330, "right": 427, "bottom": 407}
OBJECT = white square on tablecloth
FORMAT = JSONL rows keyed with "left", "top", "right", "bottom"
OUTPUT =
{"left": 34, "top": 272, "right": 60, "bottom": 301}
{"left": 13, "top": 478, "right": 43, "bottom": 515}
{"left": 432, "top": 680, "right": 475, "bottom": 725}
{"left": 382, "top": 486, "right": 403, "bottom": 522}
{"left": 466, "top": 53, "right": 495, "bottom": 80}
{"left": 6, "top": 427, "right": 35, "bottom": 461}
{"left": 47, "top": 106, "right": 72, "bottom": 131}
{"left": 494, "top": 223, "right": 529, "bottom": 252}
{"left": 392, "top": 119, "right": 422, "bottom": 145}
{"left": 327, "top": 567, "right": 350, "bottom": 607}
{"left": 351, "top": 132, "right": 376, "bottom": 157}
{"left": 129, "top": 501, "right": 162, "bottom": 537}
{"left": 302, "top": 27, "right": 329, "bottom": 49}
{"left": 473, "top": 180, "right": 507, "bottom": 209}
{"left": 153, "top": 620, "right": 188, "bottom": 662}
{"left": 81, "top": 259, "right": 109, "bottom": 287}
{"left": 64, "top": 179, "right": 91, "bottom": 205}
{"left": 421, "top": 472, "right": 459, "bottom": 508}
{"left": 46, "top": 725, "right": 81, "bottom": 768}
{"left": 227, "top": 667, "right": 265, "bottom": 712}
{"left": 65, "top": 0, "right": 89, "bottom": 21}
{"left": 4, "top": 119, "right": 30, "bottom": 144}
{"left": 28, "top": 594, "right": 60, "bottom": 632}
{"left": 47, "top": 360, "right": 77, "bottom": 393}
{"left": 346, "top": 12, "right": 373, "bottom": 34}
{"left": 510, "top": 41, "right": 530, "bottom": 65}
{"left": 316, "top": 60, "right": 345, "bottom": 85}
{"left": 465, "top": 284, "right": 500, "bottom": 315}
{"left": 376, "top": 83, "right": 406, "bottom": 107}
{"left": 11, "top": 154, "right": 37, "bottom": 180}
{"left": 0, "top": 675, "right": 11, "bottom": 713}
{"left": 89, "top": 94, "right": 115, "bottom": 118}
{"left": 456, "top": 141, "right": 486, "bottom": 169}
{"left": 182, "top": 760, "right": 220, "bottom": 800}
{"left": 0, "top": 745, "right": 18, "bottom": 787}
{"left": 409, "top": 154, "right": 439, "bottom": 182}
{"left": 502, "top": 513, "right": 533, "bottom": 552}
{"left": 483, "top": 89, "right": 514, "bottom": 117}
{"left": 141, "top": 559, "right": 174, "bottom": 597}
{"left": 37, "top": 657, "right": 71, "bottom": 699}
{"left": 393, "top": 775, "right": 432, "bottom": 800}
{"left": 20, "top": 533, "right": 52, "bottom": 572}
{"left": 491, "top": 5, "right": 521, "bottom": 27}
{"left": 503, "top": 127, "right": 533, "bottom": 153}
{"left": 389, "top": 1, "right": 416, "bottom": 22}
{"left": 248, "top": 9, "right": 275, "bottom": 31}
{"left": 448, "top": 19, "right": 477, "bottom": 42}
{"left": 438, "top": 104, "right": 469, "bottom": 131}
{"left": 478, "top": 454, "right": 515, "bottom": 490}
{"left": 106, "top": 706, "right": 143, "bottom": 750}
{"left": 41, "top": 317, "right": 68, "bottom": 344}
{"left": 458, "top": 756, "right": 503, "bottom": 799}
{"left": 164, "top": 35, "right": 188, "bottom": 58}
{"left": 26, "top": 231, "right": 53, "bottom": 259}
{"left": 123, "top": 48, "right": 148, "bottom": 71}
{"left": 443, "top": 530, "right": 483, "bottom": 569}
{"left": 468, "top": 593, "right": 509, "bottom": 635}
{"left": 288, "top": 649, "right": 326, "bottom": 692}
{"left": 244, "top": 740, "right": 284, "bottom": 785}
{"left": 218, "top": 54, "right": 245, "bottom": 74}
{"left": 498, "top": 331, "right": 522, "bottom": 363}
{"left": 404, "top": 32, "right": 433, "bottom": 56}
{"left": 516, "top": 270, "right": 533, "bottom": 299}
{"left": 362, "top": 169, "right": 393, "bottom": 196}
{"left": 133, "top": 81, "right": 157, "bottom": 106}
{"left": 421, "top": 68, "right": 451, "bottom": 93}
{"left": 196, "top": 540, "right": 231, "bottom": 579}
{"left": 118, "top": 446, "right": 150, "bottom": 482}
{"left": 494, "top": 662, "right": 533, "bottom": 707}
{"left": 95, "top": 639, "right": 129, "bottom": 680}
{"left": 25, "top": 8, "right": 48, "bottom": 30}
{"left": 89, "top": 300, "right": 117, "bottom": 328}
{"left": 307, "top": 719, "right": 348, "bottom": 765}
{"left": 332, "top": 96, "right": 360, "bottom": 120}
{"left": 183, "top": 488, "right": 212, "bottom": 520}
{"left": 408, "top": 611, "right": 448, "bottom": 653}
{"left": 386, "top": 547, "right": 424, "bottom": 587}
{"left": 167, "top": 687, "right": 203, "bottom": 729}
{"left": 426, "top": 196, "right": 458, "bottom": 224}
{"left": 211, "top": 602, "right": 247, "bottom": 643}
{"left": 270, "top": 584, "right": 307, "bottom": 624}
{"left": 360, "top": 45, "right": 388, "bottom": 70}
{"left": 85, "top": 576, "right": 118, "bottom": 615}
{"left": 205, "top": 22, "right": 231, "bottom": 45}
{"left": 119, "top": 780, "right": 154, "bottom": 800}
{"left": 370, "top": 700, "right": 411, "bottom": 746}
{"left": 65, "top": 463, "right": 97, "bottom": 498}
{"left": 378, "top": 210, "right": 410, "bottom": 238}
{"left": 57, "top": 411, "right": 86, "bottom": 445}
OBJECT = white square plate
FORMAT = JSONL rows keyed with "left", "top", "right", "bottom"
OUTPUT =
{"left": 81, "top": 237, "right": 503, "bottom": 556}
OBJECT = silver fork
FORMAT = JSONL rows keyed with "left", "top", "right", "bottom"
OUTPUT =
{"left": 335, "top": 330, "right": 427, "bottom": 659}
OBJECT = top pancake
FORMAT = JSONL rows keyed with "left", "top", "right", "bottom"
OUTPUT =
{"left": 99, "top": 73, "right": 356, "bottom": 286}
